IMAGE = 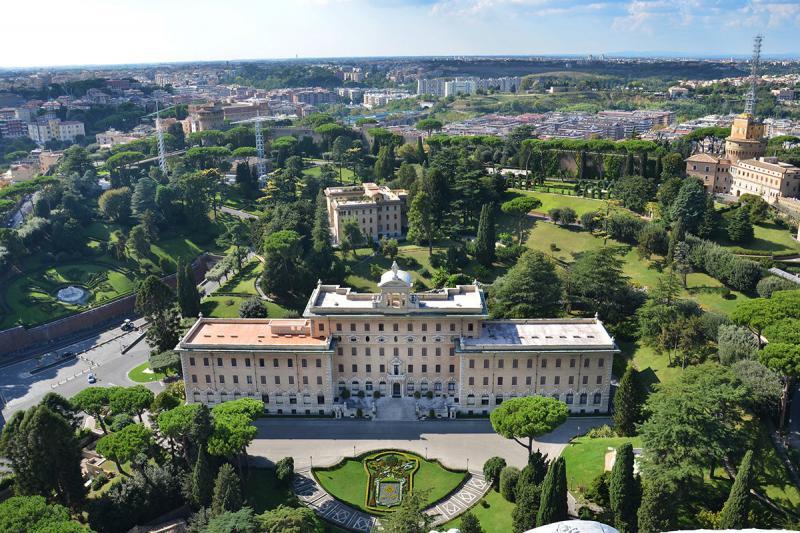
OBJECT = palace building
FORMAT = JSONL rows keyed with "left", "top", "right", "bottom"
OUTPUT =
{"left": 325, "top": 183, "right": 408, "bottom": 244}
{"left": 686, "top": 113, "right": 800, "bottom": 201}
{"left": 177, "top": 263, "right": 617, "bottom": 416}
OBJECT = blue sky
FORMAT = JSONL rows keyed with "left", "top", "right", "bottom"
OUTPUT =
{"left": 2, "top": 0, "right": 799, "bottom": 67}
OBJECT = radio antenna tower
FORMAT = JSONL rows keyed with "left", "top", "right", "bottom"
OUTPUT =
{"left": 155, "top": 100, "right": 168, "bottom": 175}
{"left": 744, "top": 34, "right": 763, "bottom": 115}
{"left": 254, "top": 107, "right": 267, "bottom": 180}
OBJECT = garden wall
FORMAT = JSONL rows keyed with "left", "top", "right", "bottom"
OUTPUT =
{"left": 0, "top": 255, "right": 213, "bottom": 360}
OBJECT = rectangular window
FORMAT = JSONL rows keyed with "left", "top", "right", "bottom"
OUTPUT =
{"left": 301, "top": 359, "right": 307, "bottom": 368}
{"left": 582, "top": 376, "right": 588, "bottom": 385}
{"left": 350, "top": 323, "right": 356, "bottom": 332}
{"left": 422, "top": 323, "right": 427, "bottom": 332}
{"left": 217, "top": 357, "right": 223, "bottom": 367}
{"left": 527, "top": 359, "right": 533, "bottom": 369}
{"left": 231, "top": 358, "right": 237, "bottom": 367}
{"left": 541, "top": 359, "right": 547, "bottom": 369}
{"left": 233, "top": 376, "right": 239, "bottom": 384}
{"left": 435, "top": 347, "right": 441, "bottom": 357}
{"left": 338, "top": 364, "right": 344, "bottom": 372}
{"left": 435, "top": 364, "right": 440, "bottom": 372}
{"left": 511, "top": 376, "right": 517, "bottom": 386}
{"left": 275, "top": 376, "right": 280, "bottom": 384}
{"left": 245, "top": 358, "right": 251, "bottom": 367}
{"left": 319, "top": 323, "right": 324, "bottom": 331}
{"left": 366, "top": 364, "right": 372, "bottom": 373}
{"left": 260, "top": 375, "right": 266, "bottom": 384}
{"left": 287, "top": 358, "right": 293, "bottom": 367}
{"left": 378, "top": 323, "right": 384, "bottom": 331}
{"left": 483, "top": 377, "right": 489, "bottom": 386}
{"left": 469, "top": 359, "right": 475, "bottom": 369}
{"left": 364, "top": 323, "right": 370, "bottom": 332}
{"left": 540, "top": 376, "right": 546, "bottom": 385}
{"left": 408, "top": 348, "right": 413, "bottom": 357}
{"left": 526, "top": 376, "right": 531, "bottom": 385}
{"left": 555, "top": 358, "right": 561, "bottom": 368}
{"left": 597, "top": 376, "right": 603, "bottom": 384}
{"left": 512, "top": 359, "right": 518, "bottom": 369}
{"left": 498, "top": 359, "right": 504, "bottom": 369}
{"left": 273, "top": 359, "right": 279, "bottom": 368}
{"left": 393, "top": 324, "right": 399, "bottom": 332}
{"left": 421, "top": 347, "right": 427, "bottom": 357}
{"left": 483, "top": 359, "right": 489, "bottom": 369}
{"left": 407, "top": 323, "right": 413, "bottom": 332}
{"left": 569, "top": 376, "right": 574, "bottom": 385}
{"left": 337, "top": 347, "right": 343, "bottom": 356}
{"left": 316, "top": 359, "right": 322, "bottom": 368}
{"left": 436, "top": 323, "right": 441, "bottom": 332}
{"left": 379, "top": 348, "right": 385, "bottom": 357}
{"left": 393, "top": 347, "right": 399, "bottom": 357}
{"left": 408, "top": 364, "right": 414, "bottom": 373}
{"left": 351, "top": 347, "right": 357, "bottom": 356}
{"left": 450, "top": 323, "right": 456, "bottom": 332}
{"left": 421, "top": 364, "right": 427, "bottom": 373}
{"left": 468, "top": 377, "right": 474, "bottom": 386}
{"left": 259, "top": 358, "right": 265, "bottom": 367}
{"left": 365, "top": 348, "right": 371, "bottom": 356}
{"left": 380, "top": 364, "right": 385, "bottom": 373}
{"left": 497, "top": 377, "right": 503, "bottom": 385}
{"left": 192, "top": 374, "right": 197, "bottom": 383}
{"left": 352, "top": 364, "right": 358, "bottom": 372}
{"left": 336, "top": 323, "right": 342, "bottom": 331}
{"left": 246, "top": 376, "right": 253, "bottom": 384}
{"left": 468, "top": 323, "right": 474, "bottom": 331}
{"left": 598, "top": 358, "right": 604, "bottom": 367}
{"left": 303, "top": 376, "right": 308, "bottom": 385}
{"left": 584, "top": 358, "right": 590, "bottom": 368}
{"left": 449, "top": 364, "right": 454, "bottom": 372}
{"left": 570, "top": 358, "right": 576, "bottom": 368}
{"left": 288, "top": 376, "right": 294, "bottom": 385}
{"left": 205, "top": 375, "right": 211, "bottom": 383}
{"left": 219, "top": 375, "right": 225, "bottom": 384}
{"left": 189, "top": 357, "right": 195, "bottom": 366}
{"left": 555, "top": 376, "right": 560, "bottom": 385}
{"left": 203, "top": 357, "right": 209, "bottom": 367}
{"left": 317, "top": 376, "right": 323, "bottom": 385}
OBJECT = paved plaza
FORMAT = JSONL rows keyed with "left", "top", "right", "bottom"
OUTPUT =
{"left": 249, "top": 416, "right": 611, "bottom": 471}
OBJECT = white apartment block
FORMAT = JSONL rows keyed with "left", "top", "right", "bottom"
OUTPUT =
{"left": 325, "top": 183, "right": 407, "bottom": 244}
{"left": 27, "top": 119, "right": 85, "bottom": 144}
{"left": 444, "top": 79, "right": 476, "bottom": 97}
{"left": 178, "top": 264, "right": 617, "bottom": 416}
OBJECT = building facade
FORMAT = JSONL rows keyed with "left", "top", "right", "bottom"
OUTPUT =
{"left": 178, "top": 264, "right": 617, "bottom": 416}
{"left": 27, "top": 119, "right": 85, "bottom": 144}
{"left": 325, "top": 182, "right": 408, "bottom": 244}
{"left": 685, "top": 113, "right": 800, "bottom": 201}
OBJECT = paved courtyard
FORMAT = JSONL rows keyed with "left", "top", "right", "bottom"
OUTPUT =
{"left": 248, "top": 416, "right": 610, "bottom": 470}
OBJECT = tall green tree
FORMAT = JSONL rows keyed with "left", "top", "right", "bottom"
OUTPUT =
{"left": 492, "top": 251, "right": 563, "bottom": 318}
{"left": 637, "top": 480, "right": 675, "bottom": 533}
{"left": 109, "top": 385, "right": 154, "bottom": 423}
{"left": 501, "top": 196, "right": 541, "bottom": 242}
{"left": 459, "top": 511, "right": 485, "bottom": 533}
{"left": 131, "top": 176, "right": 158, "bottom": 219}
{"left": 95, "top": 424, "right": 154, "bottom": 476}
{"left": 567, "top": 246, "right": 632, "bottom": 323}
{"left": 0, "top": 404, "right": 86, "bottom": 509}
{"left": 381, "top": 490, "right": 434, "bottom": 533}
{"left": 374, "top": 145, "right": 395, "bottom": 181}
{"left": 98, "top": 186, "right": 132, "bottom": 222}
{"left": 416, "top": 136, "right": 426, "bottom": 163}
{"left": 490, "top": 396, "right": 569, "bottom": 457}
{"left": 177, "top": 258, "right": 201, "bottom": 318}
{"left": 718, "top": 450, "right": 754, "bottom": 529}
{"left": 189, "top": 446, "right": 215, "bottom": 508}
{"left": 727, "top": 206, "right": 754, "bottom": 243}
{"left": 475, "top": 203, "right": 496, "bottom": 266}
{"left": 669, "top": 179, "right": 706, "bottom": 234}
{"left": 609, "top": 443, "right": 639, "bottom": 533}
{"left": 72, "top": 387, "right": 112, "bottom": 434}
{"left": 512, "top": 482, "right": 541, "bottom": 533}
{"left": 536, "top": 457, "right": 567, "bottom": 526}
{"left": 211, "top": 463, "right": 242, "bottom": 516}
{"left": 407, "top": 189, "right": 436, "bottom": 255}
{"left": 614, "top": 367, "right": 642, "bottom": 437}
{"left": 258, "top": 505, "right": 317, "bottom": 533}
{"left": 0, "top": 495, "right": 85, "bottom": 533}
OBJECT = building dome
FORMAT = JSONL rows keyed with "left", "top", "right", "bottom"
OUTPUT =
{"left": 523, "top": 520, "right": 619, "bottom": 533}
{"left": 379, "top": 261, "right": 412, "bottom": 287}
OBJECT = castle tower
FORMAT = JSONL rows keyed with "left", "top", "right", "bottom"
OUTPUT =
{"left": 725, "top": 114, "right": 766, "bottom": 164}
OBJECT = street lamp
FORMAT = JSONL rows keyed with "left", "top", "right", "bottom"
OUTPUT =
{"left": 310, "top": 456, "right": 313, "bottom": 469}
{"left": 466, "top": 457, "right": 469, "bottom": 473}
{"left": 353, "top": 445, "right": 356, "bottom": 458}
{"left": 425, "top": 447, "right": 428, "bottom": 459}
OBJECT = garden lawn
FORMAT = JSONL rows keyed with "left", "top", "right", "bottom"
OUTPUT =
{"left": 617, "top": 341, "right": 681, "bottom": 391}
{"left": 442, "top": 489, "right": 514, "bottom": 533}
{"left": 304, "top": 163, "right": 356, "bottom": 183}
{"left": 217, "top": 260, "right": 263, "bottom": 295}
{"left": 201, "top": 295, "right": 293, "bottom": 319}
{"left": 314, "top": 455, "right": 466, "bottom": 515}
{"left": 508, "top": 189, "right": 610, "bottom": 217}
{"left": 714, "top": 222, "right": 800, "bottom": 256}
{"left": 561, "top": 436, "right": 642, "bottom": 499}
{"left": 127, "top": 362, "right": 171, "bottom": 383}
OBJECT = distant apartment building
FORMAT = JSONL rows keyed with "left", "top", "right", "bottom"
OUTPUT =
{"left": 0, "top": 119, "right": 28, "bottom": 138}
{"left": 668, "top": 87, "right": 690, "bottom": 98}
{"left": 362, "top": 90, "right": 413, "bottom": 109}
{"left": 27, "top": 119, "right": 85, "bottom": 144}
{"left": 95, "top": 128, "right": 142, "bottom": 147}
{"left": 444, "top": 79, "right": 476, "bottom": 97}
{"left": 417, "top": 78, "right": 447, "bottom": 97}
{"left": 596, "top": 110, "right": 674, "bottom": 136}
{"left": 325, "top": 183, "right": 408, "bottom": 244}
{"left": 771, "top": 88, "right": 795, "bottom": 103}
{"left": 292, "top": 89, "right": 338, "bottom": 106}
{"left": 337, "top": 88, "right": 364, "bottom": 103}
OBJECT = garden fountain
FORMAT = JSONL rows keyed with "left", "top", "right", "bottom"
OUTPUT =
{"left": 56, "top": 285, "right": 89, "bottom": 305}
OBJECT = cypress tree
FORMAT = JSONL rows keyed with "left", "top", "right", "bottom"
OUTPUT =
{"left": 654, "top": 156, "right": 663, "bottom": 181}
{"left": 536, "top": 457, "right": 567, "bottom": 526}
{"left": 475, "top": 203, "right": 496, "bottom": 267}
{"left": 311, "top": 190, "right": 333, "bottom": 278}
{"left": 609, "top": 443, "right": 638, "bottom": 533}
{"left": 614, "top": 367, "right": 641, "bottom": 437}
{"left": 638, "top": 480, "right": 674, "bottom": 533}
{"left": 177, "top": 259, "right": 200, "bottom": 318}
{"left": 190, "top": 446, "right": 214, "bottom": 508}
{"left": 726, "top": 206, "right": 754, "bottom": 243}
{"left": 211, "top": 463, "right": 242, "bottom": 516}
{"left": 719, "top": 450, "right": 754, "bottom": 529}
{"left": 624, "top": 152, "right": 635, "bottom": 176}
{"left": 639, "top": 152, "right": 649, "bottom": 179}
{"left": 460, "top": 511, "right": 484, "bottom": 533}
{"left": 512, "top": 482, "right": 541, "bottom": 533}
{"left": 417, "top": 136, "right": 426, "bottom": 164}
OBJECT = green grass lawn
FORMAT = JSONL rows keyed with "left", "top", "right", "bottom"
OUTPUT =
{"left": 217, "top": 260, "right": 263, "bottom": 295}
{"left": 714, "top": 222, "right": 800, "bottom": 256}
{"left": 561, "top": 436, "right": 643, "bottom": 499}
{"left": 617, "top": 341, "right": 681, "bottom": 391}
{"left": 304, "top": 163, "right": 356, "bottom": 183}
{"left": 127, "top": 361, "right": 171, "bottom": 383}
{"left": 508, "top": 188, "right": 611, "bottom": 217}
{"left": 442, "top": 488, "right": 514, "bottom": 533}
{"left": 314, "top": 454, "right": 466, "bottom": 515}
{"left": 201, "top": 295, "right": 293, "bottom": 319}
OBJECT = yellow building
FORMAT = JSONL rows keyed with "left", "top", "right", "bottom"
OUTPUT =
{"left": 177, "top": 263, "right": 617, "bottom": 416}
{"left": 325, "top": 183, "right": 407, "bottom": 244}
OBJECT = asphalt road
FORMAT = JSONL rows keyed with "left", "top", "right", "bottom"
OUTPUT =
{"left": 0, "top": 329, "right": 162, "bottom": 424}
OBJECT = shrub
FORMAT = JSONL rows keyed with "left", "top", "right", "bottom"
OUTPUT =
{"left": 605, "top": 212, "right": 645, "bottom": 244}
{"left": 356, "top": 408, "right": 364, "bottom": 418}
{"left": 110, "top": 413, "right": 134, "bottom": 432}
{"left": 357, "top": 390, "right": 365, "bottom": 398}
{"left": 426, "top": 390, "right": 434, "bottom": 400}
{"left": 483, "top": 457, "right": 506, "bottom": 490}
{"left": 549, "top": 207, "right": 577, "bottom": 225}
{"left": 496, "top": 244, "right": 524, "bottom": 264}
{"left": 372, "top": 390, "right": 381, "bottom": 399}
{"left": 413, "top": 391, "right": 421, "bottom": 399}
{"left": 91, "top": 472, "right": 110, "bottom": 491}
{"left": 581, "top": 210, "right": 602, "bottom": 231}
{"left": 756, "top": 276, "right": 795, "bottom": 298}
{"left": 275, "top": 457, "right": 294, "bottom": 485}
{"left": 549, "top": 243, "right": 559, "bottom": 251}
{"left": 500, "top": 466, "right": 521, "bottom": 502}
{"left": 428, "top": 408, "right": 435, "bottom": 418}
{"left": 585, "top": 424, "right": 617, "bottom": 438}
{"left": 585, "top": 472, "right": 610, "bottom": 508}
{"left": 340, "top": 389, "right": 350, "bottom": 400}
{"left": 684, "top": 235, "right": 763, "bottom": 292}
{"left": 238, "top": 297, "right": 268, "bottom": 318}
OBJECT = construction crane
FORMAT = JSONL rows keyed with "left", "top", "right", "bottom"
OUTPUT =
{"left": 744, "top": 34, "right": 763, "bottom": 116}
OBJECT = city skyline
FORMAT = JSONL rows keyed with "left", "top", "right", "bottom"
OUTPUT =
{"left": 2, "top": 0, "right": 800, "bottom": 68}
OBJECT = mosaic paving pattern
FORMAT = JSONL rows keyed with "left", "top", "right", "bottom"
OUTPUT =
{"left": 293, "top": 468, "right": 490, "bottom": 531}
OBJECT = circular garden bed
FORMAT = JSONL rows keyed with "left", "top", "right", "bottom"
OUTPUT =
{"left": 313, "top": 449, "right": 466, "bottom": 515}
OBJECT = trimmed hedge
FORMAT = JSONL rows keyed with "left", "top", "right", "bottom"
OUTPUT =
{"left": 685, "top": 235, "right": 763, "bottom": 292}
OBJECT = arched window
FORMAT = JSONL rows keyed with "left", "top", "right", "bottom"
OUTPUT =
{"left": 434, "top": 382, "right": 442, "bottom": 392}
{"left": 566, "top": 393, "right": 574, "bottom": 404}
{"left": 338, "top": 381, "right": 346, "bottom": 392}
{"left": 481, "top": 395, "right": 490, "bottom": 406}
{"left": 303, "top": 394, "right": 311, "bottom": 404}
{"left": 593, "top": 392, "right": 602, "bottom": 405}
{"left": 579, "top": 393, "right": 587, "bottom": 405}
{"left": 467, "top": 394, "right": 476, "bottom": 405}
{"left": 420, "top": 380, "right": 429, "bottom": 392}
{"left": 406, "top": 382, "right": 415, "bottom": 393}
{"left": 351, "top": 380, "right": 360, "bottom": 392}
{"left": 495, "top": 395, "right": 503, "bottom": 405}
{"left": 365, "top": 380, "right": 373, "bottom": 391}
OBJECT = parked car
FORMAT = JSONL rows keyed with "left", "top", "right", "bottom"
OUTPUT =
{"left": 87, "top": 373, "right": 96, "bottom": 384}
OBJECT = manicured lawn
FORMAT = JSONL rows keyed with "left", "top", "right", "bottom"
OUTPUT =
{"left": 508, "top": 188, "right": 610, "bottom": 217}
{"left": 127, "top": 361, "right": 171, "bottom": 383}
{"left": 217, "top": 260, "right": 263, "bottom": 295}
{"left": 304, "top": 163, "right": 356, "bottom": 183}
{"left": 442, "top": 488, "right": 515, "bottom": 533}
{"left": 525, "top": 221, "right": 607, "bottom": 264}
{"left": 561, "top": 436, "right": 642, "bottom": 499}
{"left": 201, "top": 295, "right": 293, "bottom": 319}
{"left": 617, "top": 341, "right": 681, "bottom": 391}
{"left": 314, "top": 453, "right": 466, "bottom": 515}
{"left": 714, "top": 221, "right": 800, "bottom": 256}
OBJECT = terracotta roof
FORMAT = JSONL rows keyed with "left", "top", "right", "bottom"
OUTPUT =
{"left": 180, "top": 319, "right": 328, "bottom": 349}
{"left": 738, "top": 158, "right": 800, "bottom": 175}
{"left": 685, "top": 153, "right": 721, "bottom": 163}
